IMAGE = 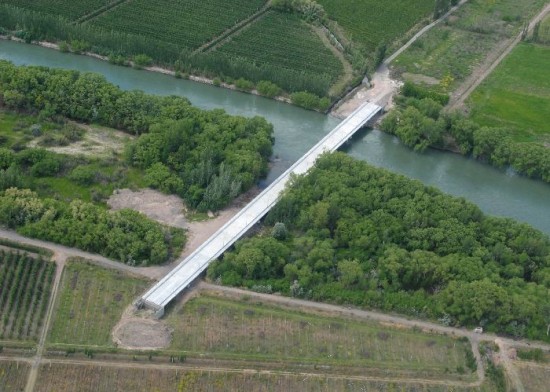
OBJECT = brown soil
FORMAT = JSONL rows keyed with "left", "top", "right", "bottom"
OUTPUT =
{"left": 113, "top": 318, "right": 172, "bottom": 350}
{"left": 107, "top": 189, "right": 187, "bottom": 229}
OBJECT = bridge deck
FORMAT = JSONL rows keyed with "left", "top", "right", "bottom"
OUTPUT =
{"left": 139, "top": 102, "right": 381, "bottom": 315}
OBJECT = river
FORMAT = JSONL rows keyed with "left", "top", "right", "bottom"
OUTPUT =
{"left": 1, "top": 39, "right": 549, "bottom": 234}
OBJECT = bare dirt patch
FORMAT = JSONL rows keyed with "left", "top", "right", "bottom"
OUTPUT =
{"left": 107, "top": 189, "right": 187, "bottom": 229}
{"left": 113, "top": 316, "right": 172, "bottom": 350}
{"left": 28, "top": 124, "right": 132, "bottom": 157}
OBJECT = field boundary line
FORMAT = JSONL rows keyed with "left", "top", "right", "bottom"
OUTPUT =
{"left": 311, "top": 25, "right": 353, "bottom": 97}
{"left": 28, "top": 357, "right": 483, "bottom": 387}
{"left": 196, "top": 3, "right": 271, "bottom": 54}
{"left": 73, "top": 0, "right": 130, "bottom": 25}
{"left": 24, "top": 254, "right": 66, "bottom": 392}
{"left": 448, "top": 2, "right": 550, "bottom": 110}
{"left": 385, "top": 0, "right": 469, "bottom": 64}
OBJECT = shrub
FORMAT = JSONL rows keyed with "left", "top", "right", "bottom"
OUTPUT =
{"left": 257, "top": 81, "right": 282, "bottom": 98}
{"left": 235, "top": 78, "right": 254, "bottom": 91}
{"left": 133, "top": 54, "right": 153, "bottom": 69}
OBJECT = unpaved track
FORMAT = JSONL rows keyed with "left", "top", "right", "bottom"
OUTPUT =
{"left": 24, "top": 252, "right": 66, "bottom": 392}
{"left": 495, "top": 339, "right": 525, "bottom": 392}
{"left": 0, "top": 229, "right": 162, "bottom": 279}
{"left": 448, "top": 2, "right": 550, "bottom": 110}
{"left": 332, "top": 0, "right": 469, "bottom": 117}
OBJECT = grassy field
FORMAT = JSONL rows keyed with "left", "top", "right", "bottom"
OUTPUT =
{"left": 393, "top": 0, "right": 548, "bottom": 87}
{"left": 0, "top": 250, "right": 55, "bottom": 341}
{"left": 34, "top": 363, "right": 497, "bottom": 392}
{"left": 0, "top": 361, "right": 30, "bottom": 391}
{"left": 90, "top": 0, "right": 266, "bottom": 51}
{"left": 47, "top": 261, "right": 149, "bottom": 347}
{"left": 468, "top": 43, "right": 550, "bottom": 143}
{"left": 0, "top": 0, "right": 112, "bottom": 20}
{"left": 516, "top": 362, "right": 550, "bottom": 392}
{"left": 166, "top": 294, "right": 474, "bottom": 379}
{"left": 317, "top": 0, "right": 434, "bottom": 51}
{"left": 216, "top": 11, "right": 342, "bottom": 82}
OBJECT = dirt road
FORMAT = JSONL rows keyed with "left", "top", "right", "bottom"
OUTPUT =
{"left": 332, "top": 0, "right": 469, "bottom": 118}
{"left": 448, "top": 2, "right": 550, "bottom": 110}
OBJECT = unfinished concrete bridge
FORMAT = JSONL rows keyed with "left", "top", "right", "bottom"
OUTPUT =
{"left": 137, "top": 102, "right": 382, "bottom": 317}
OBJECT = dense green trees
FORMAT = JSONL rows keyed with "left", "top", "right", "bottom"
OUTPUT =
{"left": 0, "top": 60, "right": 274, "bottom": 210}
{"left": 208, "top": 153, "right": 550, "bottom": 341}
{"left": 381, "top": 84, "right": 550, "bottom": 182}
{"left": 0, "top": 188, "right": 184, "bottom": 265}
{"left": 0, "top": 5, "right": 336, "bottom": 97}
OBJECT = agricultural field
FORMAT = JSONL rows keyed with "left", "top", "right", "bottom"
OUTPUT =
{"left": 393, "top": 0, "right": 548, "bottom": 87}
{"left": 47, "top": 261, "right": 149, "bottom": 347}
{"left": 0, "top": 250, "right": 55, "bottom": 341}
{"left": 468, "top": 43, "right": 550, "bottom": 144}
{"left": 539, "top": 14, "right": 550, "bottom": 43}
{"left": 90, "top": 0, "right": 267, "bottom": 51}
{"left": 0, "top": 0, "right": 112, "bottom": 20}
{"left": 166, "top": 294, "right": 475, "bottom": 380}
{"left": 515, "top": 362, "right": 550, "bottom": 392}
{"left": 33, "top": 363, "right": 496, "bottom": 392}
{"left": 216, "top": 11, "right": 342, "bottom": 83}
{"left": 0, "top": 361, "right": 29, "bottom": 391}
{"left": 317, "top": 0, "right": 435, "bottom": 51}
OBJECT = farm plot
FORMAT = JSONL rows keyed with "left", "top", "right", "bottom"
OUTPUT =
{"left": 47, "top": 261, "right": 149, "bottom": 347}
{"left": 468, "top": 43, "right": 550, "bottom": 143}
{"left": 216, "top": 11, "right": 343, "bottom": 83}
{"left": 0, "top": 0, "right": 112, "bottom": 20}
{"left": 516, "top": 362, "right": 550, "bottom": 392}
{"left": 316, "top": 0, "right": 434, "bottom": 51}
{"left": 167, "top": 295, "right": 474, "bottom": 379}
{"left": 90, "top": 0, "right": 267, "bottom": 51}
{"left": 393, "top": 0, "right": 548, "bottom": 87}
{"left": 34, "top": 363, "right": 489, "bottom": 392}
{"left": 0, "top": 361, "right": 30, "bottom": 391}
{"left": 0, "top": 250, "right": 55, "bottom": 341}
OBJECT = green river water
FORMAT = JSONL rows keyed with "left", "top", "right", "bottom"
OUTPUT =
{"left": 0, "top": 40, "right": 548, "bottom": 234}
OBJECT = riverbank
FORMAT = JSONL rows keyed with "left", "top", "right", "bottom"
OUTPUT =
{"left": 0, "top": 35, "right": 294, "bottom": 105}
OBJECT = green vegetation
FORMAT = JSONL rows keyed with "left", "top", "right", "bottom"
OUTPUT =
{"left": 0, "top": 61, "right": 274, "bottom": 211}
{"left": 0, "top": 188, "right": 184, "bottom": 265}
{"left": 0, "top": 0, "right": 112, "bottom": 20}
{"left": 216, "top": 11, "right": 342, "bottom": 87}
{"left": 168, "top": 294, "right": 473, "bottom": 377}
{"left": 381, "top": 84, "right": 550, "bottom": 182}
{"left": 91, "top": 0, "right": 266, "bottom": 51}
{"left": 209, "top": 153, "right": 550, "bottom": 341}
{"left": 48, "top": 260, "right": 149, "bottom": 347}
{"left": 469, "top": 43, "right": 550, "bottom": 144}
{"left": 517, "top": 348, "right": 548, "bottom": 363}
{"left": 317, "top": 0, "right": 434, "bottom": 51}
{"left": 0, "top": 250, "right": 55, "bottom": 341}
{"left": 393, "top": 0, "right": 548, "bottom": 87}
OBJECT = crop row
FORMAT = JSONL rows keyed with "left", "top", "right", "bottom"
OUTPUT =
{"left": 0, "top": 250, "right": 55, "bottom": 341}
{"left": 1, "top": 0, "right": 112, "bottom": 20}
{"left": 90, "top": 0, "right": 266, "bottom": 50}
{"left": 48, "top": 261, "right": 148, "bottom": 347}
{"left": 34, "top": 363, "right": 471, "bottom": 392}
{"left": 317, "top": 0, "right": 435, "bottom": 50}
{"left": 216, "top": 12, "right": 343, "bottom": 82}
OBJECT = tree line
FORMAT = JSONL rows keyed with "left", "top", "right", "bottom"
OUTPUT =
{"left": 0, "top": 60, "right": 274, "bottom": 211}
{"left": 208, "top": 153, "right": 550, "bottom": 341}
{"left": 0, "top": 188, "right": 184, "bottom": 265}
{"left": 0, "top": 5, "right": 335, "bottom": 97}
{"left": 380, "top": 82, "right": 550, "bottom": 182}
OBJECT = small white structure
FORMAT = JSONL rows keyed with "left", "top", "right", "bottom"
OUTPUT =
{"left": 474, "top": 327, "right": 483, "bottom": 334}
